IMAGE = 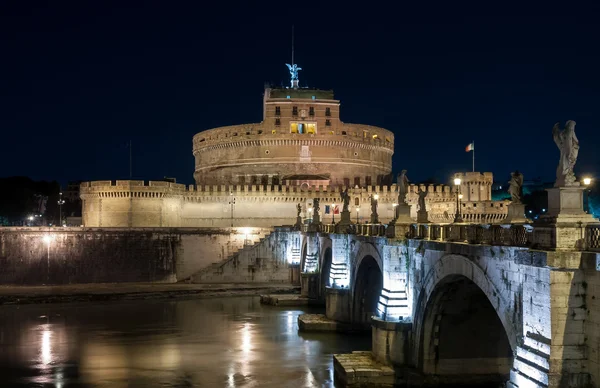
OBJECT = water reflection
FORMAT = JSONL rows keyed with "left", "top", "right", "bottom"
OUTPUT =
{"left": 0, "top": 297, "right": 370, "bottom": 387}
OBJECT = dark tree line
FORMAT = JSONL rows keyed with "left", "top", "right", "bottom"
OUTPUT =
{"left": 0, "top": 177, "right": 73, "bottom": 226}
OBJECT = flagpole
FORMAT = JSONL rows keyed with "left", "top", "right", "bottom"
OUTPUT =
{"left": 129, "top": 140, "right": 132, "bottom": 178}
{"left": 472, "top": 140, "right": 475, "bottom": 172}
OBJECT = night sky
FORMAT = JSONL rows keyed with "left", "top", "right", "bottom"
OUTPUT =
{"left": 2, "top": 2, "right": 599, "bottom": 187}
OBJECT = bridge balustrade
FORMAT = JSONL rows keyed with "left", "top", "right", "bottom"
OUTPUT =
{"left": 585, "top": 224, "right": 600, "bottom": 251}
{"left": 300, "top": 220, "right": 600, "bottom": 252}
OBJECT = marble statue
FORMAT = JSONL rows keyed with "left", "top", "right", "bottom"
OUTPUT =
{"left": 340, "top": 188, "right": 350, "bottom": 212}
{"left": 417, "top": 188, "right": 427, "bottom": 212}
{"left": 397, "top": 169, "right": 409, "bottom": 202}
{"left": 296, "top": 203, "right": 302, "bottom": 217}
{"left": 313, "top": 198, "right": 320, "bottom": 217}
{"left": 552, "top": 120, "right": 579, "bottom": 187}
{"left": 370, "top": 195, "right": 378, "bottom": 215}
{"left": 508, "top": 171, "right": 524, "bottom": 204}
{"left": 285, "top": 63, "right": 302, "bottom": 81}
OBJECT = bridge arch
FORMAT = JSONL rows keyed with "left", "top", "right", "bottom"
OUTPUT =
{"left": 413, "top": 254, "right": 517, "bottom": 384}
{"left": 351, "top": 242, "right": 384, "bottom": 327}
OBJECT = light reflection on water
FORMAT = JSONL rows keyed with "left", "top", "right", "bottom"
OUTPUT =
{"left": 0, "top": 296, "right": 370, "bottom": 387}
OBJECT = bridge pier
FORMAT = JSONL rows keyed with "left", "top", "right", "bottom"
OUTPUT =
{"left": 371, "top": 317, "right": 412, "bottom": 367}
{"left": 325, "top": 287, "right": 351, "bottom": 323}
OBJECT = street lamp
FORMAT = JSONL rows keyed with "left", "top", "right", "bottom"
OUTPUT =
{"left": 583, "top": 177, "right": 593, "bottom": 214}
{"left": 57, "top": 192, "right": 65, "bottom": 227}
{"left": 228, "top": 192, "right": 235, "bottom": 228}
{"left": 43, "top": 234, "right": 53, "bottom": 282}
{"left": 355, "top": 206, "right": 360, "bottom": 224}
{"left": 453, "top": 177, "right": 463, "bottom": 223}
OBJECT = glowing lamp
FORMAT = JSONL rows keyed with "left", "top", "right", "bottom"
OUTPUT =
{"left": 374, "top": 194, "right": 379, "bottom": 200}
{"left": 458, "top": 194, "right": 463, "bottom": 199}
{"left": 583, "top": 177, "right": 592, "bottom": 186}
{"left": 454, "top": 178, "right": 462, "bottom": 186}
{"left": 42, "top": 235, "right": 52, "bottom": 245}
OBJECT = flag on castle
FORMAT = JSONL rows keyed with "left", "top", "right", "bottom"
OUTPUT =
{"left": 325, "top": 205, "right": 340, "bottom": 214}
{"left": 465, "top": 142, "right": 474, "bottom": 152}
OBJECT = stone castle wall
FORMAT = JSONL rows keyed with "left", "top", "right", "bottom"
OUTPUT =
{"left": 192, "top": 124, "right": 394, "bottom": 186}
{"left": 80, "top": 180, "right": 509, "bottom": 228}
{"left": 0, "top": 227, "right": 270, "bottom": 284}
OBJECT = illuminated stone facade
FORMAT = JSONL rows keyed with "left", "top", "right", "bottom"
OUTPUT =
{"left": 192, "top": 88, "right": 394, "bottom": 187}
{"left": 80, "top": 86, "right": 509, "bottom": 228}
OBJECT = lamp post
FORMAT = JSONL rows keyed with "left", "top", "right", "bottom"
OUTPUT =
{"left": 57, "top": 192, "right": 65, "bottom": 227}
{"left": 355, "top": 206, "right": 360, "bottom": 224}
{"left": 229, "top": 192, "right": 235, "bottom": 228}
{"left": 583, "top": 177, "right": 593, "bottom": 213}
{"left": 43, "top": 234, "right": 52, "bottom": 282}
{"left": 331, "top": 203, "right": 336, "bottom": 224}
{"left": 370, "top": 193, "right": 379, "bottom": 224}
{"left": 453, "top": 177, "right": 463, "bottom": 223}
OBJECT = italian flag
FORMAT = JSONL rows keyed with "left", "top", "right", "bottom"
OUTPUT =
{"left": 465, "top": 143, "right": 474, "bottom": 152}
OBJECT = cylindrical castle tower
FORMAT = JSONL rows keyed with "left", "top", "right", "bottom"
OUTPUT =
{"left": 192, "top": 87, "right": 394, "bottom": 187}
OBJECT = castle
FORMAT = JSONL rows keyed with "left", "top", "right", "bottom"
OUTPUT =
{"left": 80, "top": 68, "right": 509, "bottom": 228}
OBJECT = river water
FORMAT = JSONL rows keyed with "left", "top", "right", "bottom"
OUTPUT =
{"left": 0, "top": 296, "right": 370, "bottom": 387}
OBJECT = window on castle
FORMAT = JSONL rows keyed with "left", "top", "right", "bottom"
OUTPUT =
{"left": 309, "top": 107, "right": 315, "bottom": 116}
{"left": 325, "top": 120, "right": 331, "bottom": 126}
{"left": 292, "top": 106, "right": 298, "bottom": 116}
{"left": 365, "top": 176, "right": 372, "bottom": 186}
{"left": 275, "top": 118, "right": 281, "bottom": 126}
{"left": 290, "top": 123, "right": 298, "bottom": 133}
{"left": 354, "top": 177, "right": 360, "bottom": 186}
{"left": 342, "top": 131, "right": 347, "bottom": 135}
{"left": 275, "top": 106, "right": 281, "bottom": 115}
{"left": 272, "top": 130, "right": 277, "bottom": 134}
{"left": 354, "top": 197, "right": 359, "bottom": 206}
{"left": 325, "top": 107, "right": 331, "bottom": 116}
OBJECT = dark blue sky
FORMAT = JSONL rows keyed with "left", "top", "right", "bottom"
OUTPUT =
{"left": 1, "top": 1, "right": 599, "bottom": 186}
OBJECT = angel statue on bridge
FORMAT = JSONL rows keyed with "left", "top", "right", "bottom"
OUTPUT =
{"left": 552, "top": 120, "right": 579, "bottom": 187}
{"left": 508, "top": 171, "right": 524, "bottom": 204}
{"left": 340, "top": 188, "right": 351, "bottom": 212}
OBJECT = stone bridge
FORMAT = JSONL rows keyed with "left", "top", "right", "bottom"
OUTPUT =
{"left": 290, "top": 221, "right": 600, "bottom": 387}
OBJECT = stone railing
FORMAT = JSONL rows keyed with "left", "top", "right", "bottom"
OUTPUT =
{"left": 585, "top": 224, "right": 600, "bottom": 252}
{"left": 306, "top": 221, "right": 600, "bottom": 252}
{"left": 407, "top": 223, "right": 533, "bottom": 247}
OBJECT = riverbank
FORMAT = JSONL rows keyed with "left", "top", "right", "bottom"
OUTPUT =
{"left": 0, "top": 283, "right": 300, "bottom": 305}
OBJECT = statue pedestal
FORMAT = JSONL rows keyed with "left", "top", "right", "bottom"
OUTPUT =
{"left": 395, "top": 204, "right": 413, "bottom": 224}
{"left": 544, "top": 186, "right": 593, "bottom": 221}
{"left": 294, "top": 216, "right": 303, "bottom": 229}
{"left": 335, "top": 210, "right": 353, "bottom": 234}
{"left": 417, "top": 210, "right": 429, "bottom": 223}
{"left": 504, "top": 203, "right": 528, "bottom": 224}
{"left": 533, "top": 186, "right": 596, "bottom": 250}
{"left": 370, "top": 213, "right": 379, "bottom": 224}
{"left": 339, "top": 210, "right": 351, "bottom": 225}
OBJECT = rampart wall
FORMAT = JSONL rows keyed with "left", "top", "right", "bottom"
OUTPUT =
{"left": 0, "top": 227, "right": 270, "bottom": 285}
{"left": 80, "top": 180, "right": 509, "bottom": 228}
